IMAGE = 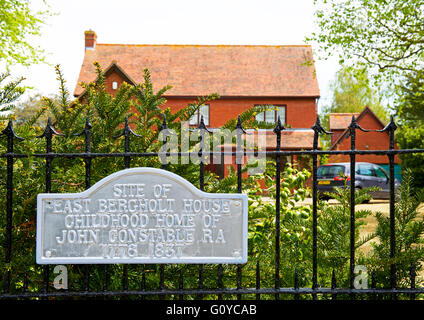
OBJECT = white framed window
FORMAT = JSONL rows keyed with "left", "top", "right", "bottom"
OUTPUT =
{"left": 112, "top": 81, "right": 118, "bottom": 90}
{"left": 189, "top": 104, "right": 210, "bottom": 126}
{"left": 255, "top": 105, "right": 286, "bottom": 124}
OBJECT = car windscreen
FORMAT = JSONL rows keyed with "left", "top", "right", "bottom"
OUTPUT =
{"left": 317, "top": 165, "right": 345, "bottom": 178}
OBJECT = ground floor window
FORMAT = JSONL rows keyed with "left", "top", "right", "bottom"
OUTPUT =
{"left": 189, "top": 104, "right": 209, "bottom": 126}
{"left": 255, "top": 105, "right": 286, "bottom": 124}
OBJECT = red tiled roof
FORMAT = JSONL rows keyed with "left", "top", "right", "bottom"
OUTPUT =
{"left": 74, "top": 43, "right": 320, "bottom": 98}
{"left": 329, "top": 113, "right": 360, "bottom": 130}
{"left": 216, "top": 129, "right": 317, "bottom": 150}
{"left": 254, "top": 129, "right": 317, "bottom": 150}
{"left": 268, "top": 129, "right": 318, "bottom": 150}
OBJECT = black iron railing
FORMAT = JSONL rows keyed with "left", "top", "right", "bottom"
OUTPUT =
{"left": 1, "top": 114, "right": 424, "bottom": 300}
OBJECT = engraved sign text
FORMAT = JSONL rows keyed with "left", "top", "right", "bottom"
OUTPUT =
{"left": 36, "top": 168, "right": 248, "bottom": 264}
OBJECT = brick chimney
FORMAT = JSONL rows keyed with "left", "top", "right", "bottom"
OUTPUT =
{"left": 84, "top": 30, "right": 97, "bottom": 50}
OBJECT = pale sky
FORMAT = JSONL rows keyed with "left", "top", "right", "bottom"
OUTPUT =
{"left": 9, "top": 0, "right": 340, "bottom": 111}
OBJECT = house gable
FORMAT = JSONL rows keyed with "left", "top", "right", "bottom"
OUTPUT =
{"left": 327, "top": 106, "right": 399, "bottom": 164}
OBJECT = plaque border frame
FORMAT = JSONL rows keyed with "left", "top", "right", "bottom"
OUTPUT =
{"left": 36, "top": 167, "right": 248, "bottom": 264}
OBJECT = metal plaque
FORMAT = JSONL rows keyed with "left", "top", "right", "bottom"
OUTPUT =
{"left": 36, "top": 167, "right": 248, "bottom": 264}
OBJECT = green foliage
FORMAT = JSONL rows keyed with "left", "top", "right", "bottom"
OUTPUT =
{"left": 395, "top": 70, "right": 424, "bottom": 188}
{"left": 0, "top": 72, "right": 26, "bottom": 120}
{"left": 0, "top": 63, "right": 244, "bottom": 299}
{"left": 396, "top": 125, "right": 424, "bottom": 188}
{"left": 320, "top": 65, "right": 389, "bottom": 149}
{"left": 365, "top": 170, "right": 424, "bottom": 289}
{"left": 317, "top": 183, "right": 375, "bottom": 287}
{"left": 247, "top": 162, "right": 313, "bottom": 289}
{"left": 396, "top": 70, "right": 424, "bottom": 123}
{"left": 2, "top": 62, "right": 424, "bottom": 300}
{"left": 0, "top": 0, "right": 51, "bottom": 66}
{"left": 308, "top": 0, "right": 424, "bottom": 87}
{"left": 13, "top": 93, "right": 51, "bottom": 126}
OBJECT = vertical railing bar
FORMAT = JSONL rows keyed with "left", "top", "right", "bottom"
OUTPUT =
{"left": 76, "top": 117, "right": 93, "bottom": 292}
{"left": 23, "top": 273, "right": 28, "bottom": 295}
{"left": 376, "top": 116, "right": 397, "bottom": 299}
{"left": 122, "top": 118, "right": 130, "bottom": 296}
{"left": 103, "top": 265, "right": 108, "bottom": 292}
{"left": 197, "top": 116, "right": 207, "bottom": 192}
{"left": 312, "top": 128, "right": 319, "bottom": 300}
{"left": 256, "top": 261, "right": 261, "bottom": 301}
{"left": 38, "top": 117, "right": 63, "bottom": 298}
{"left": 123, "top": 117, "right": 131, "bottom": 169}
{"left": 349, "top": 118, "right": 356, "bottom": 297}
{"left": 141, "top": 265, "right": 146, "bottom": 301}
{"left": 217, "top": 264, "right": 223, "bottom": 300}
{"left": 311, "top": 116, "right": 332, "bottom": 299}
{"left": 159, "top": 115, "right": 169, "bottom": 300}
{"left": 81, "top": 116, "right": 92, "bottom": 190}
{"left": 159, "top": 264, "right": 165, "bottom": 300}
{"left": 116, "top": 117, "right": 142, "bottom": 297}
{"left": 388, "top": 120, "right": 397, "bottom": 299}
{"left": 179, "top": 268, "right": 184, "bottom": 301}
{"left": 294, "top": 268, "right": 299, "bottom": 301}
{"left": 197, "top": 264, "right": 204, "bottom": 300}
{"left": 236, "top": 265, "right": 242, "bottom": 300}
{"left": 42, "top": 265, "right": 50, "bottom": 297}
{"left": 235, "top": 116, "right": 245, "bottom": 301}
{"left": 122, "top": 265, "right": 129, "bottom": 292}
{"left": 273, "top": 116, "right": 284, "bottom": 300}
{"left": 410, "top": 263, "right": 416, "bottom": 301}
{"left": 83, "top": 266, "right": 90, "bottom": 292}
{"left": 371, "top": 269, "right": 376, "bottom": 300}
{"left": 196, "top": 116, "right": 209, "bottom": 301}
{"left": 4, "top": 124, "right": 13, "bottom": 293}
{"left": 2, "top": 121, "right": 21, "bottom": 294}
{"left": 44, "top": 126, "right": 52, "bottom": 298}
{"left": 218, "top": 263, "right": 223, "bottom": 299}
{"left": 331, "top": 269, "right": 337, "bottom": 300}
{"left": 347, "top": 115, "right": 370, "bottom": 298}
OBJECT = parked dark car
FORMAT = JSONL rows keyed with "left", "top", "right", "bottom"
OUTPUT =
{"left": 317, "top": 162, "right": 400, "bottom": 200}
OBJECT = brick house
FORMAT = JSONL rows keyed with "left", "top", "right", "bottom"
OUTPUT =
{"left": 74, "top": 30, "right": 320, "bottom": 175}
{"left": 327, "top": 106, "right": 401, "bottom": 180}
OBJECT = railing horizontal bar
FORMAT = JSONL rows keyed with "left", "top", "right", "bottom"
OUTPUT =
{"left": 1, "top": 148, "right": 424, "bottom": 159}
{"left": 2, "top": 287, "right": 424, "bottom": 299}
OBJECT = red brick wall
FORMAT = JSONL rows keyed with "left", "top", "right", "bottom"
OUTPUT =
{"left": 327, "top": 112, "right": 400, "bottom": 165}
{"left": 99, "top": 69, "right": 318, "bottom": 129}
{"left": 105, "top": 71, "right": 126, "bottom": 93}
{"left": 162, "top": 97, "right": 317, "bottom": 128}
{"left": 331, "top": 129, "right": 345, "bottom": 146}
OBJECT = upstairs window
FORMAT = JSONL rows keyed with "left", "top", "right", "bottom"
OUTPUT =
{"left": 255, "top": 105, "right": 286, "bottom": 124}
{"left": 189, "top": 104, "right": 210, "bottom": 126}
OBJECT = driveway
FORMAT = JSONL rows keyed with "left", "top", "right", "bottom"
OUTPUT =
{"left": 263, "top": 197, "right": 424, "bottom": 255}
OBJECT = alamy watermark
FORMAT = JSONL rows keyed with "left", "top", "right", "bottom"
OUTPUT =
{"left": 354, "top": 265, "right": 368, "bottom": 289}
{"left": 52, "top": 264, "right": 370, "bottom": 291}
{"left": 158, "top": 122, "right": 275, "bottom": 175}
{"left": 53, "top": 265, "right": 68, "bottom": 290}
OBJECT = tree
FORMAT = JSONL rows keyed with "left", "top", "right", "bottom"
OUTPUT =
{"left": 365, "top": 170, "right": 424, "bottom": 289}
{"left": 396, "top": 70, "right": 424, "bottom": 122}
{"left": 0, "top": 0, "right": 51, "bottom": 66}
{"left": 320, "top": 65, "right": 389, "bottom": 148}
{"left": 308, "top": 0, "right": 424, "bottom": 87}
{"left": 394, "top": 70, "right": 424, "bottom": 187}
{"left": 0, "top": 72, "right": 25, "bottom": 120}
{"left": 13, "top": 93, "right": 52, "bottom": 125}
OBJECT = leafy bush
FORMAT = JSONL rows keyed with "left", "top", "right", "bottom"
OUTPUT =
{"left": 365, "top": 169, "right": 424, "bottom": 290}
